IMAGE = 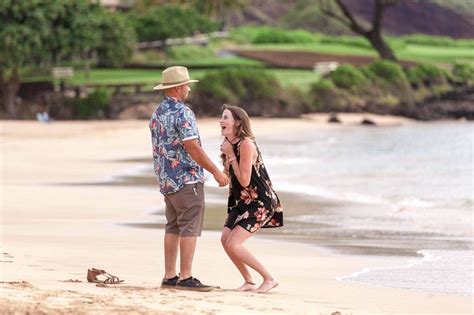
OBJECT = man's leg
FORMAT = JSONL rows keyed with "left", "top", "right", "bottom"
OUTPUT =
{"left": 164, "top": 232, "right": 179, "bottom": 279}
{"left": 179, "top": 236, "right": 197, "bottom": 279}
{"left": 169, "top": 183, "right": 204, "bottom": 280}
{"left": 164, "top": 196, "right": 179, "bottom": 280}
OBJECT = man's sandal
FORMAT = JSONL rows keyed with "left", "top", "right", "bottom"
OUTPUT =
{"left": 87, "top": 268, "right": 124, "bottom": 284}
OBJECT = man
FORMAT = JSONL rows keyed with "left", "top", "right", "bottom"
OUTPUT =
{"left": 149, "top": 66, "right": 229, "bottom": 292}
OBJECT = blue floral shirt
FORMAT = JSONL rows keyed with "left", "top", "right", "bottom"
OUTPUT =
{"left": 149, "top": 97, "right": 204, "bottom": 195}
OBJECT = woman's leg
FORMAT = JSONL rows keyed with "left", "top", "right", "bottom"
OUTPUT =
{"left": 226, "top": 225, "right": 278, "bottom": 293}
{"left": 221, "top": 227, "right": 255, "bottom": 290}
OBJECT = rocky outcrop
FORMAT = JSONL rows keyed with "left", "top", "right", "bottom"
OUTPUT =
{"left": 397, "top": 87, "right": 474, "bottom": 120}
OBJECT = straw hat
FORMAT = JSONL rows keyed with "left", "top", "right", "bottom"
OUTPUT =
{"left": 153, "top": 66, "right": 199, "bottom": 90}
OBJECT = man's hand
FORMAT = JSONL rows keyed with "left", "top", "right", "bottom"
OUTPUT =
{"left": 213, "top": 170, "right": 229, "bottom": 187}
{"left": 183, "top": 139, "right": 229, "bottom": 187}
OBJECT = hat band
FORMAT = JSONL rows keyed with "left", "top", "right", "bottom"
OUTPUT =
{"left": 161, "top": 78, "right": 190, "bottom": 86}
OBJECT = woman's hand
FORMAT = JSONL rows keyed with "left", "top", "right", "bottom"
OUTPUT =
{"left": 220, "top": 139, "right": 234, "bottom": 157}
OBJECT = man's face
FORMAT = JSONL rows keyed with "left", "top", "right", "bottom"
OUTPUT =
{"left": 179, "top": 84, "right": 191, "bottom": 101}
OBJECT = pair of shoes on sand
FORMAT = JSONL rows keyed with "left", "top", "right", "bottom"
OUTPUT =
{"left": 161, "top": 275, "right": 215, "bottom": 292}
{"left": 162, "top": 276, "right": 278, "bottom": 293}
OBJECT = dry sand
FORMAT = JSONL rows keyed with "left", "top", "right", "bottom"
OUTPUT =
{"left": 1, "top": 116, "right": 471, "bottom": 314}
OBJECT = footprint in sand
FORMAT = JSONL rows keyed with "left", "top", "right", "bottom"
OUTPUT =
{"left": 0, "top": 281, "right": 33, "bottom": 288}
{"left": 1, "top": 252, "right": 14, "bottom": 263}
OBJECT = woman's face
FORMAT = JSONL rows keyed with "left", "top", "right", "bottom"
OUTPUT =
{"left": 219, "top": 109, "right": 237, "bottom": 138}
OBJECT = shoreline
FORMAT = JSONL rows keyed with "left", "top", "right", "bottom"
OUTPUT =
{"left": 96, "top": 167, "right": 473, "bottom": 297}
{"left": 1, "top": 118, "right": 472, "bottom": 314}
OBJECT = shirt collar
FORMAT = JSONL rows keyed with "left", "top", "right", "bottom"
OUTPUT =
{"left": 165, "top": 96, "right": 180, "bottom": 102}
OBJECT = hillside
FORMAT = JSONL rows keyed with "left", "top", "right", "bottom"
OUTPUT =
{"left": 228, "top": 0, "right": 474, "bottom": 38}
{"left": 345, "top": 0, "right": 474, "bottom": 38}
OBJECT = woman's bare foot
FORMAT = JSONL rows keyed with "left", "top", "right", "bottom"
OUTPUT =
{"left": 254, "top": 279, "right": 279, "bottom": 293}
{"left": 237, "top": 281, "right": 257, "bottom": 291}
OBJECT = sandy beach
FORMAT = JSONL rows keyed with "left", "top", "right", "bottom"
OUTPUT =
{"left": 1, "top": 115, "right": 471, "bottom": 314}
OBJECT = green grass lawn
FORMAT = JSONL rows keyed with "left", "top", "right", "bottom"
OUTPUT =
{"left": 28, "top": 67, "right": 319, "bottom": 92}
{"left": 246, "top": 42, "right": 379, "bottom": 57}
{"left": 133, "top": 56, "right": 264, "bottom": 68}
{"left": 396, "top": 45, "right": 474, "bottom": 64}
{"left": 268, "top": 69, "right": 319, "bottom": 91}
{"left": 22, "top": 38, "right": 470, "bottom": 93}
{"left": 239, "top": 42, "right": 474, "bottom": 65}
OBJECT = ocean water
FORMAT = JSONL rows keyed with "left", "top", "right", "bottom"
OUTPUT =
{"left": 204, "top": 121, "right": 473, "bottom": 295}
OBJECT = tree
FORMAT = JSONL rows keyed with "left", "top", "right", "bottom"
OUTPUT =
{"left": 190, "top": 0, "right": 247, "bottom": 27}
{"left": 131, "top": 5, "right": 218, "bottom": 42}
{"left": 319, "top": 0, "right": 399, "bottom": 61}
{"left": 0, "top": 0, "right": 135, "bottom": 118}
{"left": 133, "top": 0, "right": 247, "bottom": 30}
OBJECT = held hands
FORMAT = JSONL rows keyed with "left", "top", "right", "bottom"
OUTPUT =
{"left": 213, "top": 170, "right": 229, "bottom": 187}
{"left": 215, "top": 140, "right": 234, "bottom": 187}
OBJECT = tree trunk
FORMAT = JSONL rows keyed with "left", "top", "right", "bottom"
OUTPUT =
{"left": 366, "top": 31, "right": 397, "bottom": 61}
{"left": 0, "top": 69, "right": 4, "bottom": 110}
{"left": 3, "top": 69, "right": 20, "bottom": 118}
{"left": 84, "top": 60, "right": 90, "bottom": 80}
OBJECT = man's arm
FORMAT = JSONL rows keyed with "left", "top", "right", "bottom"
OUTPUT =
{"left": 183, "top": 139, "right": 229, "bottom": 187}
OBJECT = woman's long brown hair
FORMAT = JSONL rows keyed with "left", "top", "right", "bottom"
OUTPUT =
{"left": 220, "top": 104, "right": 255, "bottom": 166}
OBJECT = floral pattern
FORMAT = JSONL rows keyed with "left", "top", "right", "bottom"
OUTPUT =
{"left": 225, "top": 140, "right": 284, "bottom": 233}
{"left": 149, "top": 97, "right": 204, "bottom": 195}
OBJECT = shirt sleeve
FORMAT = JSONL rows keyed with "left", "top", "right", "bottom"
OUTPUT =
{"left": 176, "top": 107, "right": 199, "bottom": 141}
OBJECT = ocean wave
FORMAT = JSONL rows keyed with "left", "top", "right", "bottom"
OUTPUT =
{"left": 338, "top": 249, "right": 473, "bottom": 295}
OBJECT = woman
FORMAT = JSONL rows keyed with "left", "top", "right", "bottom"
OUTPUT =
{"left": 219, "top": 104, "right": 283, "bottom": 293}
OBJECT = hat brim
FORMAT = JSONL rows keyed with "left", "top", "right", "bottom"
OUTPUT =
{"left": 153, "top": 79, "right": 199, "bottom": 90}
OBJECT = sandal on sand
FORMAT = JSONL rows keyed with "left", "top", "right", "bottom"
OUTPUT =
{"left": 87, "top": 268, "right": 124, "bottom": 284}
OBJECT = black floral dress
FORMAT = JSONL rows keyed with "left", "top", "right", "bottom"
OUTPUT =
{"left": 224, "top": 139, "right": 283, "bottom": 233}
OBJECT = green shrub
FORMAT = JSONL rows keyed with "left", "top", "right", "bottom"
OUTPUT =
{"left": 279, "top": 86, "right": 311, "bottom": 117}
{"left": 330, "top": 64, "right": 367, "bottom": 89}
{"left": 229, "top": 26, "right": 263, "bottom": 43}
{"left": 359, "top": 66, "right": 378, "bottom": 82}
{"left": 167, "top": 45, "right": 214, "bottom": 60}
{"left": 287, "top": 30, "right": 318, "bottom": 43}
{"left": 452, "top": 62, "right": 474, "bottom": 83}
{"left": 366, "top": 60, "right": 414, "bottom": 105}
{"left": 191, "top": 68, "right": 282, "bottom": 116}
{"left": 400, "top": 34, "right": 474, "bottom": 48}
{"left": 367, "top": 60, "right": 408, "bottom": 84}
{"left": 309, "top": 79, "right": 353, "bottom": 111}
{"left": 74, "top": 87, "right": 111, "bottom": 119}
{"left": 131, "top": 5, "right": 218, "bottom": 42}
{"left": 311, "top": 78, "right": 335, "bottom": 91}
{"left": 230, "top": 26, "right": 317, "bottom": 44}
{"left": 252, "top": 27, "right": 316, "bottom": 44}
{"left": 405, "top": 63, "right": 447, "bottom": 87}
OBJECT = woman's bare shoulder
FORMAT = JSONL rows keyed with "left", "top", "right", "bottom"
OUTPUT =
{"left": 240, "top": 137, "right": 257, "bottom": 153}
{"left": 241, "top": 137, "right": 256, "bottom": 146}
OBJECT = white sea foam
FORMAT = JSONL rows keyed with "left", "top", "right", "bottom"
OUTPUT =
{"left": 338, "top": 250, "right": 473, "bottom": 295}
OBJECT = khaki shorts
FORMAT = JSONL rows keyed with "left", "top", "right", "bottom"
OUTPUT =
{"left": 164, "top": 183, "right": 205, "bottom": 237}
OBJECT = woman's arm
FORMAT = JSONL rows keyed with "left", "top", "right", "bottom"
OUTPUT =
{"left": 226, "top": 139, "right": 256, "bottom": 187}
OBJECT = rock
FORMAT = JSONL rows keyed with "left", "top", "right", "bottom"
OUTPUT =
{"left": 399, "top": 86, "right": 474, "bottom": 120}
{"left": 361, "top": 118, "right": 376, "bottom": 125}
{"left": 328, "top": 113, "right": 341, "bottom": 123}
